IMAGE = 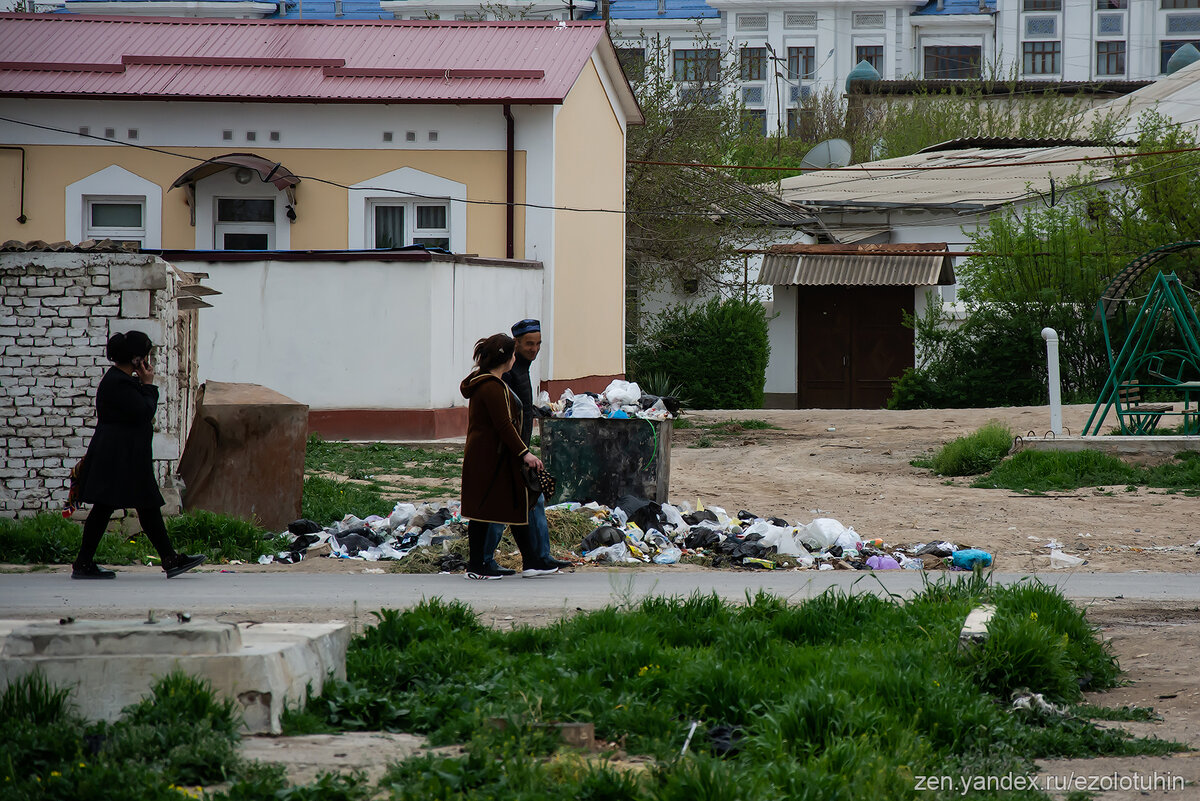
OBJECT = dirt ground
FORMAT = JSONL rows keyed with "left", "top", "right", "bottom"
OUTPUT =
{"left": 668, "top": 404, "right": 1198, "bottom": 574}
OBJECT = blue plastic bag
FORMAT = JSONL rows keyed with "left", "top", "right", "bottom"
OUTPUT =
{"left": 950, "top": 548, "right": 993, "bottom": 569}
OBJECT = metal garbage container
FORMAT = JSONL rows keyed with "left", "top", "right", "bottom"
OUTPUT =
{"left": 540, "top": 417, "right": 672, "bottom": 507}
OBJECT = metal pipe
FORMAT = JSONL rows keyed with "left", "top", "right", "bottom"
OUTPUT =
{"left": 0, "top": 146, "right": 28, "bottom": 223}
{"left": 503, "top": 105, "right": 515, "bottom": 259}
{"left": 1042, "top": 327, "right": 1062, "bottom": 435}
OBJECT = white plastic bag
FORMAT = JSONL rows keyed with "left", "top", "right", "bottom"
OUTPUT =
{"left": 660, "top": 503, "right": 687, "bottom": 533}
{"left": 758, "top": 525, "right": 806, "bottom": 556}
{"left": 1049, "top": 550, "right": 1086, "bottom": 568}
{"left": 585, "top": 541, "right": 635, "bottom": 563}
{"left": 653, "top": 546, "right": 682, "bottom": 564}
{"left": 834, "top": 529, "right": 862, "bottom": 551}
{"left": 569, "top": 395, "right": 602, "bottom": 418}
{"left": 602, "top": 379, "right": 642, "bottom": 407}
{"left": 799, "top": 518, "right": 848, "bottom": 550}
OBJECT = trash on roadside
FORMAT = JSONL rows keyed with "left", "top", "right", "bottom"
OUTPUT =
{"left": 1049, "top": 550, "right": 1087, "bottom": 569}
{"left": 949, "top": 549, "right": 993, "bottom": 570}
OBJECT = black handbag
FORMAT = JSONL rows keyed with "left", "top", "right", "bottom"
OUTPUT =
{"left": 522, "top": 464, "right": 556, "bottom": 499}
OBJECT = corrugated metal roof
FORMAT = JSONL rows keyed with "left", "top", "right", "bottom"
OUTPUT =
{"left": 775, "top": 144, "right": 1120, "bottom": 211}
{"left": 758, "top": 243, "right": 955, "bottom": 287}
{"left": 0, "top": 14, "right": 642, "bottom": 119}
{"left": 1, "top": 238, "right": 140, "bottom": 252}
{"left": 1076, "top": 56, "right": 1200, "bottom": 139}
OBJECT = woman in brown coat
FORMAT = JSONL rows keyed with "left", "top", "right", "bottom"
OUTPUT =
{"left": 459, "top": 333, "right": 545, "bottom": 579}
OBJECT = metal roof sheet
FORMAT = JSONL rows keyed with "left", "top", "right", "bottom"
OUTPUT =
{"left": 1076, "top": 56, "right": 1200, "bottom": 139}
{"left": 0, "top": 14, "right": 641, "bottom": 118}
{"left": 758, "top": 244, "right": 955, "bottom": 287}
{"left": 775, "top": 145, "right": 1120, "bottom": 211}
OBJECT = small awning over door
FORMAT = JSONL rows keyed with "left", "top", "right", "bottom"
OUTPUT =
{"left": 758, "top": 243, "right": 955, "bottom": 287}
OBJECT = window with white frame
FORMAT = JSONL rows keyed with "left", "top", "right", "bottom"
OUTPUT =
{"left": 84, "top": 196, "right": 146, "bottom": 246}
{"left": 368, "top": 200, "right": 450, "bottom": 249}
{"left": 214, "top": 197, "right": 275, "bottom": 250}
{"left": 66, "top": 166, "right": 162, "bottom": 248}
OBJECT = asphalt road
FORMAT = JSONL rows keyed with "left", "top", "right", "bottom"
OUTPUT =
{"left": 2, "top": 569, "right": 1199, "bottom": 623}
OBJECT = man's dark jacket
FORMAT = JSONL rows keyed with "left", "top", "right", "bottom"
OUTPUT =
{"left": 502, "top": 354, "right": 534, "bottom": 446}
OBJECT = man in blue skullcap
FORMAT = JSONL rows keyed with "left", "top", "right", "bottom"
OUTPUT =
{"left": 484, "top": 319, "right": 571, "bottom": 576}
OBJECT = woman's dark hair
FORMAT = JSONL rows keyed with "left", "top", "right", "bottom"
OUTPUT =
{"left": 473, "top": 333, "right": 514, "bottom": 372}
{"left": 106, "top": 330, "right": 154, "bottom": 364}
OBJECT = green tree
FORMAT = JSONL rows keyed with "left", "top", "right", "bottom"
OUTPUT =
{"left": 891, "top": 115, "right": 1200, "bottom": 408}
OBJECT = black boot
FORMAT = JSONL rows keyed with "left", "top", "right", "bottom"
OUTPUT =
{"left": 71, "top": 562, "right": 115, "bottom": 580}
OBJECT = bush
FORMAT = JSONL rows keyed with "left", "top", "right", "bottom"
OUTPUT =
{"left": 301, "top": 476, "right": 392, "bottom": 526}
{"left": 927, "top": 422, "right": 1013, "bottom": 476}
{"left": 0, "top": 514, "right": 84, "bottom": 564}
{"left": 628, "top": 297, "right": 769, "bottom": 409}
{"left": 888, "top": 302, "right": 1053, "bottom": 409}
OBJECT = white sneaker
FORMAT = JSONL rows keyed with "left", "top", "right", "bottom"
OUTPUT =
{"left": 466, "top": 571, "right": 502, "bottom": 581}
{"left": 521, "top": 566, "right": 560, "bottom": 578}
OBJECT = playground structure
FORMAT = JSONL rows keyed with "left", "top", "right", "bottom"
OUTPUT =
{"left": 1083, "top": 242, "right": 1200, "bottom": 436}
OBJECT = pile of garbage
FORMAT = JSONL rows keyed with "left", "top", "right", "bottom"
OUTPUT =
{"left": 561, "top": 495, "right": 994, "bottom": 572}
{"left": 258, "top": 501, "right": 467, "bottom": 569}
{"left": 259, "top": 495, "right": 994, "bottom": 573}
{"left": 540, "top": 379, "right": 679, "bottom": 421}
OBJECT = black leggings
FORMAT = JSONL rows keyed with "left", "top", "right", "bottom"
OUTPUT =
{"left": 75, "top": 503, "right": 177, "bottom": 566}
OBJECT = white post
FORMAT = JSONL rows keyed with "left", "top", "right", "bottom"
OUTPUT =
{"left": 1041, "top": 328, "right": 1062, "bottom": 435}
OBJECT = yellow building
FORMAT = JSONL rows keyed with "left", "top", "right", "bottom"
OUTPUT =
{"left": 0, "top": 14, "right": 642, "bottom": 436}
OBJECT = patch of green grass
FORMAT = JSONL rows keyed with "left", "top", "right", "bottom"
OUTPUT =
{"left": 306, "top": 434, "right": 462, "bottom": 481}
{"left": 973, "top": 450, "right": 1142, "bottom": 492}
{"left": 0, "top": 671, "right": 271, "bottom": 800}
{"left": 301, "top": 476, "right": 393, "bottom": 526}
{"left": 0, "top": 514, "right": 85, "bottom": 564}
{"left": 689, "top": 436, "right": 714, "bottom": 449}
{"left": 286, "top": 581, "right": 1181, "bottom": 798}
{"left": 1074, "top": 704, "right": 1160, "bottom": 722}
{"left": 0, "top": 511, "right": 287, "bottom": 565}
{"left": 927, "top": 421, "right": 1014, "bottom": 476}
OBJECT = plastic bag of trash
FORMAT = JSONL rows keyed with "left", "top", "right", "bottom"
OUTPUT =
{"left": 585, "top": 541, "right": 636, "bottom": 563}
{"left": 798, "top": 518, "right": 849, "bottom": 551}
{"left": 866, "top": 555, "right": 900, "bottom": 570}
{"left": 950, "top": 548, "right": 993, "bottom": 569}
{"left": 653, "top": 545, "right": 682, "bottom": 564}
{"left": 834, "top": 529, "right": 862, "bottom": 551}
{"left": 660, "top": 503, "right": 687, "bottom": 533}
{"left": 537, "top": 390, "right": 551, "bottom": 406}
{"left": 757, "top": 525, "right": 807, "bottom": 556}
{"left": 569, "top": 394, "right": 602, "bottom": 418}
{"left": 603, "top": 379, "right": 642, "bottom": 407}
{"left": 582, "top": 524, "right": 625, "bottom": 552}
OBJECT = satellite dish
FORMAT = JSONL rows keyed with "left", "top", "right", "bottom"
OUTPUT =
{"left": 800, "top": 138, "right": 852, "bottom": 171}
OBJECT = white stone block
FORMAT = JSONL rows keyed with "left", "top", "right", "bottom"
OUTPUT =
{"left": 121, "top": 290, "right": 151, "bottom": 319}
{"left": 110, "top": 262, "right": 168, "bottom": 291}
{"left": 108, "top": 318, "right": 164, "bottom": 344}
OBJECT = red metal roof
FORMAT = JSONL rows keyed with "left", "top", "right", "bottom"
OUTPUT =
{"left": 0, "top": 14, "right": 620, "bottom": 105}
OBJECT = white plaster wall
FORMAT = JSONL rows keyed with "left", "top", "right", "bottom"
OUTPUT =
{"left": 765, "top": 284, "right": 797, "bottom": 395}
{"left": 187, "top": 257, "right": 542, "bottom": 411}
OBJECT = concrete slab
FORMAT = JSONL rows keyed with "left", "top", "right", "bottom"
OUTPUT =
{"left": 0, "top": 618, "right": 349, "bottom": 734}
{"left": 1014, "top": 435, "right": 1200, "bottom": 457}
{"left": 239, "top": 732, "right": 429, "bottom": 785}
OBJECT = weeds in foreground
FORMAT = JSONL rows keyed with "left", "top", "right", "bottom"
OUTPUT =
{"left": 282, "top": 582, "right": 1179, "bottom": 798}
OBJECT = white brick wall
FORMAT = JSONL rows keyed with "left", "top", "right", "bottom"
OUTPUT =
{"left": 0, "top": 251, "right": 197, "bottom": 518}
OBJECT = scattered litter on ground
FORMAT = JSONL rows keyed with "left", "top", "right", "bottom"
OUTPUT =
{"left": 254, "top": 494, "right": 1008, "bottom": 573}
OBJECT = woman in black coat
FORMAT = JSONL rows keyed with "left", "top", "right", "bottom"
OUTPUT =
{"left": 70, "top": 331, "right": 205, "bottom": 579}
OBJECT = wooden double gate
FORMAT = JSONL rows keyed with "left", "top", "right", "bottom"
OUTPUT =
{"left": 796, "top": 286, "right": 914, "bottom": 409}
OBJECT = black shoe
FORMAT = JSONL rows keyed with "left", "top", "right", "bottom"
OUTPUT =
{"left": 484, "top": 560, "right": 517, "bottom": 577}
{"left": 71, "top": 562, "right": 115, "bottom": 580}
{"left": 547, "top": 557, "right": 574, "bottom": 569}
{"left": 164, "top": 553, "right": 206, "bottom": 578}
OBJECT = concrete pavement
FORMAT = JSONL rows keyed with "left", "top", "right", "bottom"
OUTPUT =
{"left": 2, "top": 568, "right": 1198, "bottom": 623}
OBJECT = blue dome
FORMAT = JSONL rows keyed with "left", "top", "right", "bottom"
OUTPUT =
{"left": 845, "top": 59, "right": 881, "bottom": 91}
{"left": 1167, "top": 43, "right": 1200, "bottom": 75}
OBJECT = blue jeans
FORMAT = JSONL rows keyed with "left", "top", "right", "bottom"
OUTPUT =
{"left": 484, "top": 494, "right": 551, "bottom": 566}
